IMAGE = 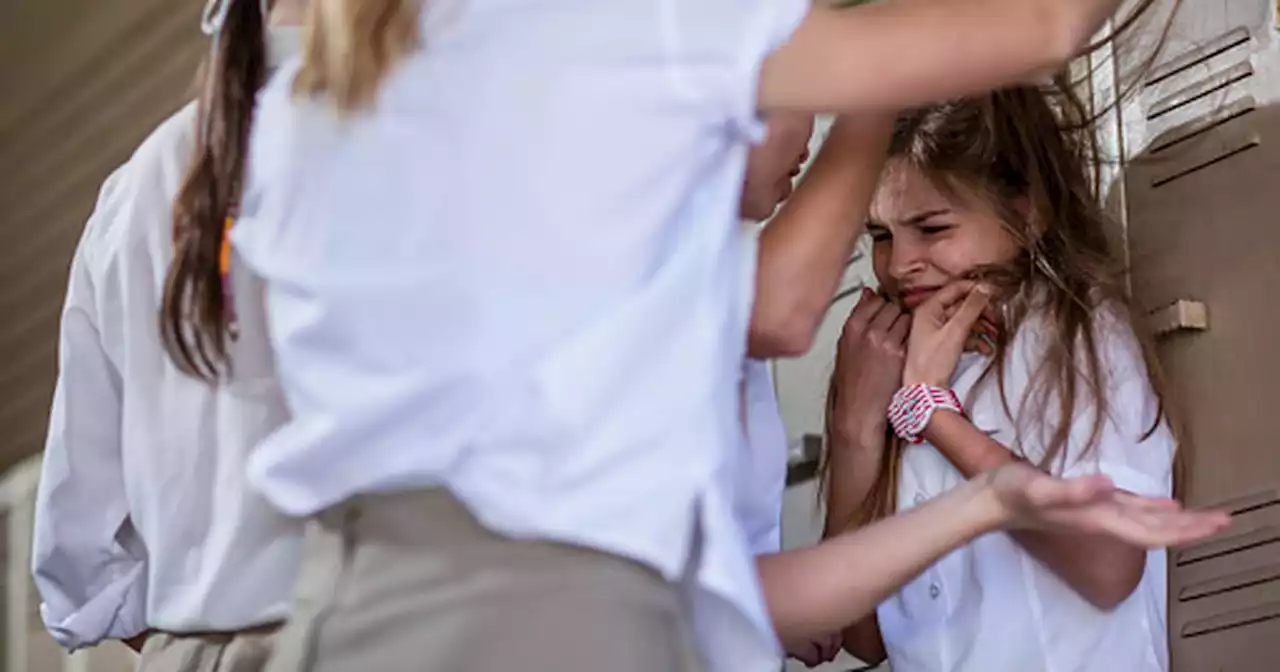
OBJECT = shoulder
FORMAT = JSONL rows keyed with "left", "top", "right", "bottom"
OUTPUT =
{"left": 1004, "top": 300, "right": 1149, "bottom": 385}
{"left": 77, "top": 102, "right": 197, "bottom": 280}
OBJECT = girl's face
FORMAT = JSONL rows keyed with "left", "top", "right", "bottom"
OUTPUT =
{"left": 868, "top": 159, "right": 1021, "bottom": 310}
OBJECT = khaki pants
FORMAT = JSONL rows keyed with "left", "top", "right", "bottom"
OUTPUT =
{"left": 266, "top": 488, "right": 702, "bottom": 672}
{"left": 138, "top": 625, "right": 280, "bottom": 672}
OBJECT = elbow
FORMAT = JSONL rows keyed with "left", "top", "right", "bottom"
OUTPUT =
{"left": 750, "top": 323, "right": 813, "bottom": 359}
{"left": 749, "top": 305, "right": 821, "bottom": 359}
{"left": 1081, "top": 558, "right": 1145, "bottom": 611}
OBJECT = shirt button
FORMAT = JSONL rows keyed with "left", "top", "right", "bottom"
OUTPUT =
{"left": 914, "top": 493, "right": 926, "bottom": 505}
{"left": 929, "top": 583, "right": 941, "bottom": 600}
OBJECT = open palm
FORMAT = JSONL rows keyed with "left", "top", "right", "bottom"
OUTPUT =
{"left": 986, "top": 462, "right": 1230, "bottom": 548}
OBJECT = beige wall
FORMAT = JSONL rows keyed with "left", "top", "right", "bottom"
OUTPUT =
{"left": 0, "top": 0, "right": 203, "bottom": 474}
{"left": 0, "top": 2, "right": 202, "bottom": 668}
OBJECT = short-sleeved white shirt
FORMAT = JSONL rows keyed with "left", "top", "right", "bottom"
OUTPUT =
{"left": 232, "top": 2, "right": 809, "bottom": 669}
{"left": 878, "top": 308, "right": 1175, "bottom": 672}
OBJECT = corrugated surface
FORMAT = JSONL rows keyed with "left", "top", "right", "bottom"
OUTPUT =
{"left": 0, "top": 0, "right": 203, "bottom": 473}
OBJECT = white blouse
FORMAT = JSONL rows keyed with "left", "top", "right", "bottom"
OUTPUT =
{"left": 878, "top": 307, "right": 1175, "bottom": 672}
{"left": 232, "top": 1, "right": 809, "bottom": 670}
{"left": 31, "top": 104, "right": 302, "bottom": 650}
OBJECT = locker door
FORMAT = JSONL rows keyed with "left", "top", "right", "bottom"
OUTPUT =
{"left": 1112, "top": 1, "right": 1280, "bottom": 669}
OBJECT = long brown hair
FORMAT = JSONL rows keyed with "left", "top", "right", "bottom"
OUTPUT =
{"left": 822, "top": 82, "right": 1187, "bottom": 531}
{"left": 161, "top": 0, "right": 270, "bottom": 380}
{"left": 293, "top": 0, "right": 423, "bottom": 113}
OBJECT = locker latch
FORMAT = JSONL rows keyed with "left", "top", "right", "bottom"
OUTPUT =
{"left": 1147, "top": 299, "right": 1209, "bottom": 338}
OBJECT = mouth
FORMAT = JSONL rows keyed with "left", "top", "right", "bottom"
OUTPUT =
{"left": 899, "top": 286, "right": 941, "bottom": 309}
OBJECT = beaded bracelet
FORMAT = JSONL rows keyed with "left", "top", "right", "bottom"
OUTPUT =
{"left": 887, "top": 383, "right": 964, "bottom": 443}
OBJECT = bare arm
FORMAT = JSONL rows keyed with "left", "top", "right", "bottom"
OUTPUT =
{"left": 757, "top": 460, "right": 1227, "bottom": 645}
{"left": 749, "top": 114, "right": 893, "bottom": 358}
{"left": 761, "top": 475, "right": 1003, "bottom": 644}
{"left": 816, "top": 292, "right": 910, "bottom": 664}
{"left": 822, "top": 426, "right": 889, "bottom": 666}
{"left": 758, "top": 0, "right": 1122, "bottom": 113}
{"left": 922, "top": 411, "right": 1147, "bottom": 610}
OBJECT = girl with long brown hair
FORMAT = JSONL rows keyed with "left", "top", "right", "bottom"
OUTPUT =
{"left": 225, "top": 1, "right": 1222, "bottom": 671}
{"left": 32, "top": 1, "right": 311, "bottom": 670}
{"left": 824, "top": 82, "right": 1184, "bottom": 671}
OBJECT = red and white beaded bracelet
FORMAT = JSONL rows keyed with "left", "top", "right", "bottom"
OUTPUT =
{"left": 887, "top": 383, "right": 965, "bottom": 443}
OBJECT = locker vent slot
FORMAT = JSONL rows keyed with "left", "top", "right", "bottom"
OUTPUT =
{"left": 1182, "top": 601, "right": 1280, "bottom": 638}
{"left": 1146, "top": 27, "right": 1251, "bottom": 88}
{"left": 1150, "top": 97, "right": 1256, "bottom": 156}
{"left": 1177, "top": 525, "right": 1280, "bottom": 566}
{"left": 1212, "top": 489, "right": 1280, "bottom": 517}
{"left": 1148, "top": 61, "right": 1254, "bottom": 121}
{"left": 1151, "top": 136, "right": 1260, "bottom": 188}
{"left": 1179, "top": 563, "right": 1280, "bottom": 602}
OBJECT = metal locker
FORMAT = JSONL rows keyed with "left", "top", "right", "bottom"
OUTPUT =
{"left": 1102, "top": 0, "right": 1280, "bottom": 669}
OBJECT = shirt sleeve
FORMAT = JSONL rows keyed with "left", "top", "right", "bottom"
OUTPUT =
{"left": 1006, "top": 310, "right": 1175, "bottom": 498}
{"left": 663, "top": 0, "right": 811, "bottom": 143}
{"left": 31, "top": 168, "right": 149, "bottom": 651}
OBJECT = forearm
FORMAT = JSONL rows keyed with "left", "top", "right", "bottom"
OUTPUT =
{"left": 749, "top": 114, "right": 893, "bottom": 358}
{"left": 922, "top": 411, "right": 1144, "bottom": 608}
{"left": 823, "top": 419, "right": 891, "bottom": 664}
{"left": 758, "top": 477, "right": 1004, "bottom": 643}
{"left": 759, "top": 0, "right": 1121, "bottom": 113}
{"left": 823, "top": 423, "right": 887, "bottom": 536}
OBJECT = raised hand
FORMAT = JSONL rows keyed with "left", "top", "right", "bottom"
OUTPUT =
{"left": 903, "top": 281, "right": 991, "bottom": 387}
{"left": 983, "top": 462, "right": 1231, "bottom": 548}
{"left": 831, "top": 288, "right": 909, "bottom": 444}
{"left": 784, "top": 631, "right": 842, "bottom": 668}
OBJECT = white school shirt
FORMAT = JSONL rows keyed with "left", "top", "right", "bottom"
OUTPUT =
{"left": 739, "top": 358, "right": 787, "bottom": 555}
{"left": 32, "top": 33, "right": 305, "bottom": 651}
{"left": 877, "top": 307, "right": 1175, "bottom": 672}
{"left": 231, "top": 1, "right": 809, "bottom": 670}
{"left": 736, "top": 224, "right": 787, "bottom": 556}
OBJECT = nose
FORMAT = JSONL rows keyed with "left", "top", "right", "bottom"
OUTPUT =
{"left": 889, "top": 235, "right": 927, "bottom": 284}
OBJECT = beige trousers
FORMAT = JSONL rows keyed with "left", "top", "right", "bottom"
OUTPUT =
{"left": 137, "top": 625, "right": 280, "bottom": 672}
{"left": 265, "top": 488, "right": 702, "bottom": 672}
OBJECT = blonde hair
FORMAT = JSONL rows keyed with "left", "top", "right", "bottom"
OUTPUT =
{"left": 295, "top": 0, "right": 424, "bottom": 112}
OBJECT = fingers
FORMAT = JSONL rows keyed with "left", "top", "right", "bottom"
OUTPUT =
{"left": 942, "top": 286, "right": 992, "bottom": 339}
{"left": 819, "top": 633, "right": 842, "bottom": 663}
{"left": 789, "top": 636, "right": 839, "bottom": 668}
{"left": 918, "top": 281, "right": 975, "bottom": 320}
{"left": 843, "top": 288, "right": 886, "bottom": 337}
{"left": 888, "top": 309, "right": 911, "bottom": 345}
{"left": 1022, "top": 472, "right": 1115, "bottom": 511}
{"left": 1085, "top": 505, "right": 1232, "bottom": 548}
{"left": 868, "top": 295, "right": 904, "bottom": 336}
